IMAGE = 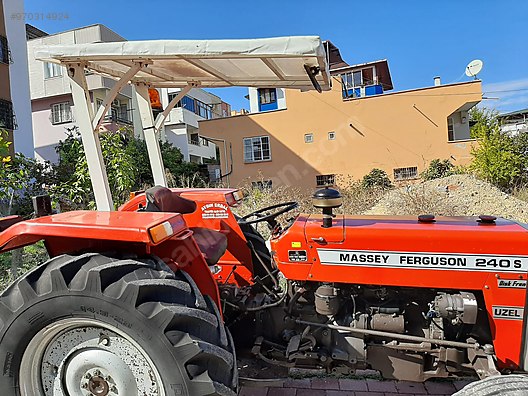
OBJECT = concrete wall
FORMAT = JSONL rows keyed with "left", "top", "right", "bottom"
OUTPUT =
{"left": 199, "top": 81, "right": 482, "bottom": 189}
{"left": 4, "top": 0, "right": 33, "bottom": 157}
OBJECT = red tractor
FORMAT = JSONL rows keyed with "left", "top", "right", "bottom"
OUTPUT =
{"left": 1, "top": 37, "right": 528, "bottom": 395}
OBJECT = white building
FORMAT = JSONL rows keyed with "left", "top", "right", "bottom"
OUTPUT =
{"left": 499, "top": 108, "right": 528, "bottom": 136}
{"left": 160, "top": 87, "right": 230, "bottom": 164}
{"left": 27, "top": 24, "right": 138, "bottom": 163}
{"left": 2, "top": 0, "right": 33, "bottom": 157}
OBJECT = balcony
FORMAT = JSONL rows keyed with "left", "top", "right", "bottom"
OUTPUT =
{"left": 188, "top": 134, "right": 209, "bottom": 147}
{"left": 104, "top": 113, "right": 133, "bottom": 125}
{"left": 341, "top": 75, "right": 384, "bottom": 99}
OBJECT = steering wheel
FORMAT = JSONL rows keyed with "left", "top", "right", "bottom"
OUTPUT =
{"left": 237, "top": 201, "right": 298, "bottom": 227}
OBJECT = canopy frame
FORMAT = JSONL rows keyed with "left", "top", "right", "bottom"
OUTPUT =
{"left": 41, "top": 37, "right": 330, "bottom": 210}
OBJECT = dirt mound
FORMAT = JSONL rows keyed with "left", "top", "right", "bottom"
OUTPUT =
{"left": 365, "top": 174, "right": 528, "bottom": 223}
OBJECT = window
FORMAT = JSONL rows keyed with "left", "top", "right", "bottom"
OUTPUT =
{"left": 258, "top": 88, "right": 276, "bottom": 105}
{"left": 328, "top": 131, "right": 336, "bottom": 140}
{"left": 119, "top": 104, "right": 129, "bottom": 122}
{"left": 51, "top": 102, "right": 72, "bottom": 124}
{"left": 44, "top": 62, "right": 63, "bottom": 78}
{"left": 304, "top": 133, "right": 313, "bottom": 143}
{"left": 394, "top": 166, "right": 418, "bottom": 181}
{"left": 189, "top": 133, "right": 200, "bottom": 146}
{"left": 180, "top": 96, "right": 195, "bottom": 112}
{"left": 447, "top": 117, "right": 454, "bottom": 141}
{"left": 243, "top": 136, "right": 271, "bottom": 163}
{"left": 0, "top": 99, "right": 15, "bottom": 130}
{"left": 251, "top": 180, "right": 273, "bottom": 190}
{"left": 0, "top": 35, "right": 9, "bottom": 64}
{"left": 168, "top": 93, "right": 213, "bottom": 119}
{"left": 316, "top": 174, "right": 335, "bottom": 187}
{"left": 340, "top": 67, "right": 376, "bottom": 89}
{"left": 196, "top": 100, "right": 213, "bottom": 119}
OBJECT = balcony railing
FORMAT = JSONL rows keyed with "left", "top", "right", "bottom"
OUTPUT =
{"left": 104, "top": 114, "right": 133, "bottom": 125}
{"left": 188, "top": 136, "right": 210, "bottom": 146}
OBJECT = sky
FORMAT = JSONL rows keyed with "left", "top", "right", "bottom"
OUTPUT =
{"left": 23, "top": 0, "right": 528, "bottom": 113}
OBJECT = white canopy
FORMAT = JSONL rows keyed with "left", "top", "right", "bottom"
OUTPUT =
{"left": 35, "top": 36, "right": 330, "bottom": 90}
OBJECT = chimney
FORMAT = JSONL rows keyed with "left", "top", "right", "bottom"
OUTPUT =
{"left": 434, "top": 76, "right": 441, "bottom": 86}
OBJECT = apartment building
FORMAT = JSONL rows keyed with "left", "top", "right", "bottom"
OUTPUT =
{"left": 159, "top": 87, "right": 230, "bottom": 164}
{"left": 199, "top": 41, "right": 482, "bottom": 189}
{"left": 0, "top": 0, "right": 33, "bottom": 157}
{"left": 26, "top": 24, "right": 139, "bottom": 162}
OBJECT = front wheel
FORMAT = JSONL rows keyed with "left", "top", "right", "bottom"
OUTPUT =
{"left": 0, "top": 253, "right": 237, "bottom": 396}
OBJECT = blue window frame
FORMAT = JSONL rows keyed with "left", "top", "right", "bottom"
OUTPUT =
{"left": 257, "top": 88, "right": 278, "bottom": 112}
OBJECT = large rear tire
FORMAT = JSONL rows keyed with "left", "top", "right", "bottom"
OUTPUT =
{"left": 0, "top": 253, "right": 237, "bottom": 396}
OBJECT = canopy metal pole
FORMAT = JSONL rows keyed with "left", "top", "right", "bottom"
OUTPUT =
{"left": 134, "top": 83, "right": 167, "bottom": 187}
{"left": 67, "top": 63, "right": 114, "bottom": 211}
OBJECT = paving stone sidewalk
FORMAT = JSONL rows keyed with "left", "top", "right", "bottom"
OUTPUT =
{"left": 239, "top": 377, "right": 475, "bottom": 396}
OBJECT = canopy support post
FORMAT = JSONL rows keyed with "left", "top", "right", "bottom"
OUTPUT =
{"left": 134, "top": 82, "right": 167, "bottom": 187}
{"left": 67, "top": 63, "right": 114, "bottom": 211}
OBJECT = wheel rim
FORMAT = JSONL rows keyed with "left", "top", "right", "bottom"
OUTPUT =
{"left": 19, "top": 318, "right": 165, "bottom": 396}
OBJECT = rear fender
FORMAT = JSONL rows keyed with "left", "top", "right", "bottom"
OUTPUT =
{"left": 0, "top": 210, "right": 221, "bottom": 307}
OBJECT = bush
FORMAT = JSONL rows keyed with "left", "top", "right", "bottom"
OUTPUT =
{"left": 469, "top": 108, "right": 523, "bottom": 190}
{"left": 1, "top": 129, "right": 52, "bottom": 217}
{"left": 421, "top": 159, "right": 455, "bottom": 181}
{"left": 361, "top": 168, "right": 392, "bottom": 189}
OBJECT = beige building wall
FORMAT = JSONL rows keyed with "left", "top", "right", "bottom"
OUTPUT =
{"left": 199, "top": 81, "right": 482, "bottom": 189}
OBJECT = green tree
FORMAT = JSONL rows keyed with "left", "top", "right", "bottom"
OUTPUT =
{"left": 469, "top": 108, "right": 523, "bottom": 190}
{"left": 52, "top": 128, "right": 137, "bottom": 209}
{"left": 52, "top": 128, "right": 205, "bottom": 209}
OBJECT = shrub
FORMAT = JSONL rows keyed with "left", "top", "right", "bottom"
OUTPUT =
{"left": 469, "top": 108, "right": 523, "bottom": 190}
{"left": 421, "top": 159, "right": 455, "bottom": 181}
{"left": 361, "top": 168, "right": 392, "bottom": 189}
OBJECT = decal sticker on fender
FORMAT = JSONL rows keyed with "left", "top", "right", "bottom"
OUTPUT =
{"left": 497, "top": 279, "right": 527, "bottom": 289}
{"left": 201, "top": 203, "right": 229, "bottom": 219}
{"left": 492, "top": 306, "right": 524, "bottom": 320}
{"left": 317, "top": 249, "right": 528, "bottom": 272}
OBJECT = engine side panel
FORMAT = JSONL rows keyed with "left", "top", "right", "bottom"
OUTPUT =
{"left": 271, "top": 215, "right": 528, "bottom": 370}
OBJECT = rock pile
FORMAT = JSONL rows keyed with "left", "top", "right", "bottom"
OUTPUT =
{"left": 365, "top": 174, "right": 528, "bottom": 223}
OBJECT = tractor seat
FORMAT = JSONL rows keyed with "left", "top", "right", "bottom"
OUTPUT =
{"left": 144, "top": 187, "right": 226, "bottom": 265}
{"left": 191, "top": 227, "right": 228, "bottom": 266}
{"left": 145, "top": 186, "right": 196, "bottom": 214}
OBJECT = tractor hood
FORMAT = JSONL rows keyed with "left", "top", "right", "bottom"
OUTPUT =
{"left": 304, "top": 214, "right": 345, "bottom": 244}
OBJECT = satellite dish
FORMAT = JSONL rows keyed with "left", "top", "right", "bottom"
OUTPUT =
{"left": 465, "top": 59, "right": 483, "bottom": 78}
